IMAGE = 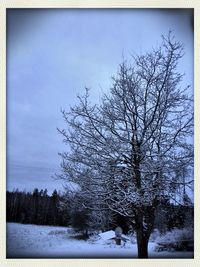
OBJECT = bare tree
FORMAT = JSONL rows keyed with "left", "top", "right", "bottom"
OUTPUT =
{"left": 58, "top": 32, "right": 193, "bottom": 258}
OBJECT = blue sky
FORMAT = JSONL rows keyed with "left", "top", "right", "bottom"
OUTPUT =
{"left": 7, "top": 8, "right": 193, "bottom": 194}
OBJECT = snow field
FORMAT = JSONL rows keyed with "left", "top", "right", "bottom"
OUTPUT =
{"left": 7, "top": 223, "right": 193, "bottom": 258}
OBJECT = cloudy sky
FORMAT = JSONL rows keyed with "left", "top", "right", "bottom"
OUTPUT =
{"left": 7, "top": 8, "right": 193, "bottom": 195}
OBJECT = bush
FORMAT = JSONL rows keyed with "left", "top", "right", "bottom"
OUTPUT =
{"left": 127, "top": 231, "right": 137, "bottom": 244}
{"left": 70, "top": 209, "right": 90, "bottom": 235}
{"left": 155, "top": 227, "right": 193, "bottom": 252}
{"left": 150, "top": 228, "right": 161, "bottom": 242}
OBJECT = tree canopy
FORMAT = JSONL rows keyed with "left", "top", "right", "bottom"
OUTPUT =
{"left": 58, "top": 32, "right": 193, "bottom": 258}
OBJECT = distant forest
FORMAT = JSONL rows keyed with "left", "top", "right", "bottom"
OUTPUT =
{"left": 6, "top": 189, "right": 194, "bottom": 234}
{"left": 7, "top": 189, "right": 69, "bottom": 227}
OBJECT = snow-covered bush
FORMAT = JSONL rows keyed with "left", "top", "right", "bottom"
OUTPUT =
{"left": 128, "top": 232, "right": 137, "bottom": 244}
{"left": 156, "top": 227, "right": 193, "bottom": 243}
{"left": 150, "top": 229, "right": 161, "bottom": 242}
{"left": 155, "top": 227, "right": 193, "bottom": 252}
{"left": 88, "top": 234, "right": 101, "bottom": 244}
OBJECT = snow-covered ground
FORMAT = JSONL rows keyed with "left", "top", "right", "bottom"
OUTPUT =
{"left": 6, "top": 223, "right": 193, "bottom": 258}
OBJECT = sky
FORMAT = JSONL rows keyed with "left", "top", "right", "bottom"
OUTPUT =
{"left": 6, "top": 8, "right": 194, "bottom": 195}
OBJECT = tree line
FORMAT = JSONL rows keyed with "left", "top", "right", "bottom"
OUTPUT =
{"left": 7, "top": 188, "right": 193, "bottom": 235}
{"left": 6, "top": 188, "right": 69, "bottom": 226}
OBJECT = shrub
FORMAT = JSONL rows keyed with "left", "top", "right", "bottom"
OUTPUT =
{"left": 127, "top": 231, "right": 137, "bottom": 244}
{"left": 155, "top": 227, "right": 193, "bottom": 252}
{"left": 150, "top": 228, "right": 161, "bottom": 242}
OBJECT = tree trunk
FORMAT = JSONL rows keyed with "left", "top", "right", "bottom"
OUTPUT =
{"left": 134, "top": 206, "right": 155, "bottom": 258}
{"left": 136, "top": 230, "right": 149, "bottom": 258}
